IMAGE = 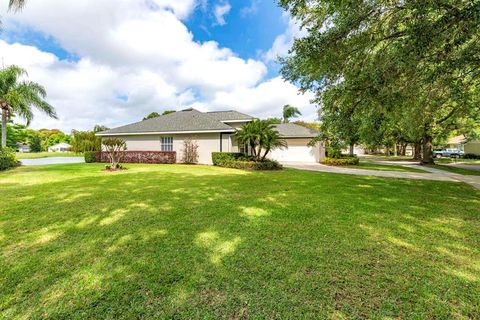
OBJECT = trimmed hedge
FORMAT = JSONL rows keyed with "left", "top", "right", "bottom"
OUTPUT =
{"left": 212, "top": 152, "right": 244, "bottom": 165}
{"left": 463, "top": 153, "right": 480, "bottom": 160}
{"left": 84, "top": 151, "right": 97, "bottom": 163}
{"left": 212, "top": 152, "right": 282, "bottom": 170}
{"left": 220, "top": 159, "right": 282, "bottom": 170}
{"left": 97, "top": 151, "right": 176, "bottom": 164}
{"left": 322, "top": 156, "right": 359, "bottom": 166}
{"left": 0, "top": 147, "right": 20, "bottom": 171}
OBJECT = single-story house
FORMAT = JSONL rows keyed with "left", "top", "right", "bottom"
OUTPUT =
{"left": 446, "top": 135, "right": 480, "bottom": 155}
{"left": 96, "top": 108, "right": 324, "bottom": 164}
{"left": 16, "top": 143, "right": 30, "bottom": 153}
{"left": 48, "top": 142, "right": 72, "bottom": 152}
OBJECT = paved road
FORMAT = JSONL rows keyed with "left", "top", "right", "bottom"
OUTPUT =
{"left": 20, "top": 157, "right": 85, "bottom": 166}
{"left": 284, "top": 162, "right": 480, "bottom": 190}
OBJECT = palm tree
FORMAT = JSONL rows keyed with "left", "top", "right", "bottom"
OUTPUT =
{"left": 235, "top": 120, "right": 286, "bottom": 161}
{"left": 235, "top": 120, "right": 261, "bottom": 158}
{"left": 260, "top": 128, "right": 287, "bottom": 161}
{"left": 0, "top": 65, "right": 56, "bottom": 147}
{"left": 8, "top": 0, "right": 26, "bottom": 12}
{"left": 282, "top": 104, "right": 301, "bottom": 123}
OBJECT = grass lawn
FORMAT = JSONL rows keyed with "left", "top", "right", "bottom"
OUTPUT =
{"left": 427, "top": 164, "right": 480, "bottom": 176}
{"left": 436, "top": 158, "right": 480, "bottom": 165}
{"left": 1, "top": 164, "right": 479, "bottom": 318}
{"left": 349, "top": 160, "right": 429, "bottom": 173}
{"left": 15, "top": 152, "right": 83, "bottom": 159}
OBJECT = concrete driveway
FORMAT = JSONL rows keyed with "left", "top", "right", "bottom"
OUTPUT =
{"left": 283, "top": 162, "right": 480, "bottom": 190}
{"left": 20, "top": 157, "right": 85, "bottom": 166}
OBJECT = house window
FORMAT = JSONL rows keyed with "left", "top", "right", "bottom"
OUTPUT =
{"left": 239, "top": 144, "right": 247, "bottom": 154}
{"left": 161, "top": 137, "right": 173, "bottom": 151}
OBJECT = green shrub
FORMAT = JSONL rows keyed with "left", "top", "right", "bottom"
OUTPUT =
{"left": 212, "top": 152, "right": 244, "bottom": 165}
{"left": 463, "top": 153, "right": 480, "bottom": 160}
{"left": 84, "top": 151, "right": 98, "bottom": 163}
{"left": 322, "top": 156, "right": 359, "bottom": 166}
{"left": 0, "top": 147, "right": 20, "bottom": 171}
{"left": 212, "top": 152, "right": 282, "bottom": 170}
{"left": 326, "top": 146, "right": 342, "bottom": 158}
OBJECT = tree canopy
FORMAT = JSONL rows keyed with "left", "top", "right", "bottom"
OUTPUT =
{"left": 143, "top": 110, "right": 176, "bottom": 121}
{"left": 279, "top": 0, "right": 480, "bottom": 163}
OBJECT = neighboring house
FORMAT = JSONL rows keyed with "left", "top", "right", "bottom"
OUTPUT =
{"left": 446, "top": 135, "right": 480, "bottom": 155}
{"left": 48, "top": 142, "right": 72, "bottom": 152}
{"left": 96, "top": 108, "right": 324, "bottom": 164}
{"left": 16, "top": 143, "right": 30, "bottom": 153}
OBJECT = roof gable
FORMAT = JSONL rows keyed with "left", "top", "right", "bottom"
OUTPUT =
{"left": 273, "top": 123, "right": 319, "bottom": 138}
{"left": 206, "top": 110, "right": 254, "bottom": 122}
{"left": 97, "top": 109, "right": 236, "bottom": 136}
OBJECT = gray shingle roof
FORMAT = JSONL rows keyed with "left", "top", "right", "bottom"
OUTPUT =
{"left": 206, "top": 110, "right": 254, "bottom": 121}
{"left": 97, "top": 108, "right": 235, "bottom": 135}
{"left": 273, "top": 123, "right": 319, "bottom": 138}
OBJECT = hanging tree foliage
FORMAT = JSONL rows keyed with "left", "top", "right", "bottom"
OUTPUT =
{"left": 279, "top": 0, "right": 480, "bottom": 163}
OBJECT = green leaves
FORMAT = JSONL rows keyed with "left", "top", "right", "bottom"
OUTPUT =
{"left": 235, "top": 120, "right": 287, "bottom": 161}
{"left": 282, "top": 104, "right": 302, "bottom": 123}
{"left": 280, "top": 0, "right": 480, "bottom": 161}
{"left": 0, "top": 65, "right": 56, "bottom": 147}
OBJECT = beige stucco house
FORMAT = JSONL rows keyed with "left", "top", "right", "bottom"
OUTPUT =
{"left": 447, "top": 135, "right": 480, "bottom": 155}
{"left": 96, "top": 108, "right": 324, "bottom": 164}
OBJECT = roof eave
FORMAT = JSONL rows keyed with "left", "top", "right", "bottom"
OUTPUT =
{"left": 96, "top": 129, "right": 235, "bottom": 136}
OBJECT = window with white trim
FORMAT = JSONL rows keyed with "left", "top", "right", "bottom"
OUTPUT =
{"left": 239, "top": 144, "right": 247, "bottom": 154}
{"left": 161, "top": 137, "right": 173, "bottom": 151}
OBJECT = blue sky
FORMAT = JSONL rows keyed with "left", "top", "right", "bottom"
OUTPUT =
{"left": 186, "top": 0, "right": 286, "bottom": 60}
{"left": 0, "top": 0, "right": 314, "bottom": 131}
{"left": 3, "top": 0, "right": 287, "bottom": 73}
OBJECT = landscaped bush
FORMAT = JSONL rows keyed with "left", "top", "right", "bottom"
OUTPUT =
{"left": 463, "top": 153, "right": 480, "bottom": 160}
{"left": 322, "top": 156, "right": 359, "bottom": 166}
{"left": 212, "top": 152, "right": 282, "bottom": 170}
{"left": 84, "top": 151, "right": 98, "bottom": 163}
{"left": 219, "top": 159, "right": 282, "bottom": 170}
{"left": 211, "top": 152, "right": 244, "bottom": 165}
{"left": 0, "top": 147, "right": 20, "bottom": 171}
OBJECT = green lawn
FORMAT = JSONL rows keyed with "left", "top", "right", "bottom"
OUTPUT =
{"left": 1, "top": 164, "right": 479, "bottom": 318}
{"left": 349, "top": 160, "right": 429, "bottom": 173}
{"left": 15, "top": 152, "right": 82, "bottom": 159}
{"left": 427, "top": 164, "right": 480, "bottom": 176}
{"left": 436, "top": 158, "right": 480, "bottom": 165}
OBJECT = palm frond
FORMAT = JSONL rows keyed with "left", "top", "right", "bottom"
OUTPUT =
{"left": 8, "top": 0, "right": 26, "bottom": 12}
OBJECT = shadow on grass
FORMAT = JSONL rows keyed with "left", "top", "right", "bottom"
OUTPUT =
{"left": 0, "top": 164, "right": 479, "bottom": 318}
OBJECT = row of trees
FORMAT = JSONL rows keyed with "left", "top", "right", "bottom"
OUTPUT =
{"left": 279, "top": 0, "right": 480, "bottom": 163}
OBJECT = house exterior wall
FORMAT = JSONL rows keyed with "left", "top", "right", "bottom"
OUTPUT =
{"left": 101, "top": 133, "right": 226, "bottom": 165}
{"left": 464, "top": 141, "right": 480, "bottom": 155}
{"left": 268, "top": 138, "right": 324, "bottom": 163}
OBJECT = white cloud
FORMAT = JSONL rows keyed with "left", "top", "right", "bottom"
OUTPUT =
{"left": 264, "top": 14, "right": 306, "bottom": 63}
{"left": 210, "top": 77, "right": 316, "bottom": 121}
{"left": 213, "top": 2, "right": 231, "bottom": 26}
{"left": 240, "top": 0, "right": 259, "bottom": 17}
{"left": 0, "top": 0, "right": 316, "bottom": 132}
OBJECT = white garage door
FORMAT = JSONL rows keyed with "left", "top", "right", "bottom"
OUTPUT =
{"left": 270, "top": 145, "right": 317, "bottom": 163}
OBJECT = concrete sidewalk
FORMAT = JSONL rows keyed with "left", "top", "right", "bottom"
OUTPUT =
{"left": 284, "top": 162, "right": 480, "bottom": 190}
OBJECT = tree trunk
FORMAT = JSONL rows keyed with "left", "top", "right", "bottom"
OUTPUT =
{"left": 261, "top": 148, "right": 270, "bottom": 161}
{"left": 413, "top": 142, "right": 422, "bottom": 161}
{"left": 422, "top": 135, "right": 434, "bottom": 164}
{"left": 1, "top": 108, "right": 7, "bottom": 148}
{"left": 349, "top": 144, "right": 354, "bottom": 156}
